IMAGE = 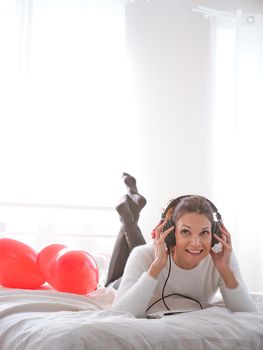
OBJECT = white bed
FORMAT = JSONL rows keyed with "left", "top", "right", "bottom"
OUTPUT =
{"left": 0, "top": 286, "right": 263, "bottom": 350}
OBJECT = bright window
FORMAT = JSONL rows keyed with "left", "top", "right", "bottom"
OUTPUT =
{"left": 0, "top": 1, "right": 138, "bottom": 261}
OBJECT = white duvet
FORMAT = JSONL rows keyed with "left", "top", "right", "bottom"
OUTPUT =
{"left": 0, "top": 287, "right": 263, "bottom": 350}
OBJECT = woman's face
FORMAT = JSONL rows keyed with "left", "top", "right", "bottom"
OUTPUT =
{"left": 172, "top": 212, "right": 212, "bottom": 269}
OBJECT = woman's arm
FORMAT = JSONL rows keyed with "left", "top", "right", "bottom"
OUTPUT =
{"left": 219, "top": 253, "right": 258, "bottom": 312}
{"left": 111, "top": 245, "right": 158, "bottom": 317}
{"left": 111, "top": 221, "right": 174, "bottom": 316}
{"left": 211, "top": 224, "right": 258, "bottom": 312}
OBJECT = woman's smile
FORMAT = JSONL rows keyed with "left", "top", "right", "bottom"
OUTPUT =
{"left": 185, "top": 249, "right": 204, "bottom": 255}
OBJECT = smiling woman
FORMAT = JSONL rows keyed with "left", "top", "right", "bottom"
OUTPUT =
{"left": 111, "top": 195, "right": 257, "bottom": 317}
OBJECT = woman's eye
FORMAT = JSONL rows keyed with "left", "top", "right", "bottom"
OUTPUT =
{"left": 181, "top": 229, "right": 189, "bottom": 235}
{"left": 200, "top": 230, "right": 209, "bottom": 236}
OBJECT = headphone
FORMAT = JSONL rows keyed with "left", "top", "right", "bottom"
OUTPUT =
{"left": 162, "top": 195, "right": 222, "bottom": 249}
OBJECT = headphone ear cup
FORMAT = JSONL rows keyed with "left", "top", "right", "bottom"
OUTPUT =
{"left": 164, "top": 220, "right": 176, "bottom": 249}
{"left": 211, "top": 221, "right": 221, "bottom": 247}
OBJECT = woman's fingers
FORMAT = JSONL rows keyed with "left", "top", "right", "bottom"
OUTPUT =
{"left": 151, "top": 220, "right": 163, "bottom": 239}
{"left": 221, "top": 226, "right": 232, "bottom": 244}
{"left": 213, "top": 231, "right": 232, "bottom": 249}
{"left": 154, "top": 224, "right": 174, "bottom": 259}
{"left": 155, "top": 221, "right": 174, "bottom": 242}
{"left": 155, "top": 220, "right": 170, "bottom": 238}
{"left": 220, "top": 224, "right": 232, "bottom": 244}
{"left": 161, "top": 224, "right": 175, "bottom": 240}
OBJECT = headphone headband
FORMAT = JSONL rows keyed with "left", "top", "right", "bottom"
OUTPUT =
{"left": 163, "top": 195, "right": 222, "bottom": 222}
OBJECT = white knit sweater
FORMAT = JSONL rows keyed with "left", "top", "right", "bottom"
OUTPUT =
{"left": 111, "top": 243, "right": 258, "bottom": 317}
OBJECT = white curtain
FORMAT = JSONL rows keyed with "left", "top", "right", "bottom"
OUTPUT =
{"left": 0, "top": 0, "right": 140, "bottom": 207}
{"left": 211, "top": 11, "right": 263, "bottom": 292}
{"left": 0, "top": 0, "right": 140, "bottom": 258}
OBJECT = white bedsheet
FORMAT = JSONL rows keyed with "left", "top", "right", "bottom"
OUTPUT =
{"left": 0, "top": 287, "right": 263, "bottom": 350}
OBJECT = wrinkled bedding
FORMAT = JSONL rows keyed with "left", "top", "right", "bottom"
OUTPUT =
{"left": 0, "top": 287, "right": 263, "bottom": 350}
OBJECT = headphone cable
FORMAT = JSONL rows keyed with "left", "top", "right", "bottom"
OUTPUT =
{"left": 146, "top": 292, "right": 203, "bottom": 312}
{"left": 161, "top": 249, "right": 172, "bottom": 310}
{"left": 146, "top": 247, "right": 203, "bottom": 313}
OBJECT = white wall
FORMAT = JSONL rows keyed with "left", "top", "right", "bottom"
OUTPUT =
{"left": 125, "top": 0, "right": 263, "bottom": 239}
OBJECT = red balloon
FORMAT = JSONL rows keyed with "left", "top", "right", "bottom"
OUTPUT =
{"left": 0, "top": 238, "right": 45, "bottom": 289}
{"left": 37, "top": 244, "right": 66, "bottom": 283}
{"left": 50, "top": 248, "right": 99, "bottom": 295}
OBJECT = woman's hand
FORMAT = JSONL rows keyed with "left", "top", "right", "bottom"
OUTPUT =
{"left": 210, "top": 223, "right": 238, "bottom": 288}
{"left": 148, "top": 220, "right": 174, "bottom": 278}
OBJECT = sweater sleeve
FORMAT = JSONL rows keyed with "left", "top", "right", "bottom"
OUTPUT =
{"left": 219, "top": 253, "right": 258, "bottom": 312}
{"left": 111, "top": 245, "right": 158, "bottom": 317}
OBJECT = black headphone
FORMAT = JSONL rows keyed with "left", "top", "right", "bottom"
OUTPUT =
{"left": 162, "top": 195, "right": 222, "bottom": 249}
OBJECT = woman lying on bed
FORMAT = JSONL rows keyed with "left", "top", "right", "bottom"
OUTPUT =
{"left": 111, "top": 195, "right": 258, "bottom": 317}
